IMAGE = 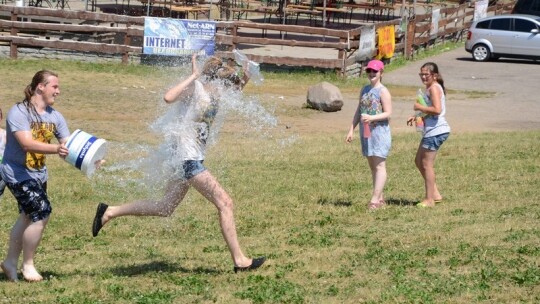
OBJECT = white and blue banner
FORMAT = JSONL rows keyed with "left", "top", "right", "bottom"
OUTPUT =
{"left": 355, "top": 24, "right": 376, "bottom": 62}
{"left": 474, "top": 0, "right": 488, "bottom": 21}
{"left": 143, "top": 17, "right": 216, "bottom": 56}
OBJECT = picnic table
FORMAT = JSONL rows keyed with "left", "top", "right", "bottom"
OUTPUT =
{"left": 284, "top": 5, "right": 322, "bottom": 26}
{"left": 28, "top": 0, "right": 69, "bottom": 9}
{"left": 170, "top": 3, "right": 211, "bottom": 19}
{"left": 343, "top": 2, "right": 395, "bottom": 22}
{"left": 286, "top": 3, "right": 350, "bottom": 25}
{"left": 223, "top": 0, "right": 280, "bottom": 22}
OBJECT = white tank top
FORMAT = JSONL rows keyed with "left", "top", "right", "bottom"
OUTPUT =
{"left": 424, "top": 83, "right": 451, "bottom": 137}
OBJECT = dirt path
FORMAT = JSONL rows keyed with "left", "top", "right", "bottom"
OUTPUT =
{"left": 273, "top": 48, "right": 540, "bottom": 135}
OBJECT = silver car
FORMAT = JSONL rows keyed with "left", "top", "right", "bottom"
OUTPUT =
{"left": 465, "top": 14, "right": 540, "bottom": 62}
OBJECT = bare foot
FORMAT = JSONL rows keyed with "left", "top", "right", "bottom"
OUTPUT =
{"left": 21, "top": 265, "right": 43, "bottom": 282}
{"left": 1, "top": 261, "right": 19, "bottom": 282}
{"left": 94, "top": 159, "right": 106, "bottom": 170}
{"left": 368, "top": 200, "right": 385, "bottom": 210}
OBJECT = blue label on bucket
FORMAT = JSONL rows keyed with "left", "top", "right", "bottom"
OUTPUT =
{"left": 65, "top": 129, "right": 99, "bottom": 170}
{"left": 75, "top": 136, "right": 97, "bottom": 169}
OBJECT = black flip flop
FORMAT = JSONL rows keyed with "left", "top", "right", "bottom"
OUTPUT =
{"left": 234, "top": 257, "right": 266, "bottom": 273}
{"left": 92, "top": 202, "right": 108, "bottom": 237}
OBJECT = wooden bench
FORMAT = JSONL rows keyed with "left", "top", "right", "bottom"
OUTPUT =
{"left": 229, "top": 5, "right": 278, "bottom": 22}
{"left": 284, "top": 7, "right": 322, "bottom": 26}
{"left": 170, "top": 4, "right": 210, "bottom": 19}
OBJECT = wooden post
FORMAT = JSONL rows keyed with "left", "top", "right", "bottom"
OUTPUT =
{"left": 338, "top": 36, "right": 345, "bottom": 77}
{"left": 229, "top": 23, "right": 238, "bottom": 51}
{"left": 405, "top": 18, "right": 415, "bottom": 59}
{"left": 10, "top": 10, "right": 18, "bottom": 59}
{"left": 122, "top": 23, "right": 132, "bottom": 64}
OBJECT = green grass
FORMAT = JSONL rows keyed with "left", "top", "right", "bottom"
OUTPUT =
{"left": 0, "top": 58, "right": 538, "bottom": 303}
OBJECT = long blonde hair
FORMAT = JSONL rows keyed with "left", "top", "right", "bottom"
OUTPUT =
{"left": 202, "top": 57, "right": 241, "bottom": 86}
{"left": 18, "top": 69, "right": 58, "bottom": 123}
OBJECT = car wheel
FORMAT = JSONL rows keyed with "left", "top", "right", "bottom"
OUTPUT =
{"left": 472, "top": 44, "right": 491, "bottom": 62}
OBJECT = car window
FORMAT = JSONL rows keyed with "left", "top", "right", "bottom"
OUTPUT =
{"left": 476, "top": 20, "right": 490, "bottom": 29}
{"left": 514, "top": 19, "right": 539, "bottom": 32}
{"left": 476, "top": 20, "right": 491, "bottom": 29}
{"left": 490, "top": 18, "right": 512, "bottom": 31}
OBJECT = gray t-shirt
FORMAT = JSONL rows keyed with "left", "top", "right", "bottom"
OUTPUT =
{"left": 0, "top": 103, "right": 70, "bottom": 184}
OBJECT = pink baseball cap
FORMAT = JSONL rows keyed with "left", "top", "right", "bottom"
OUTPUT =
{"left": 366, "top": 60, "right": 384, "bottom": 71}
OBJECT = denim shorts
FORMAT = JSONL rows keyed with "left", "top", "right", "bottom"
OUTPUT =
{"left": 422, "top": 133, "right": 449, "bottom": 151}
{"left": 7, "top": 179, "right": 51, "bottom": 222}
{"left": 183, "top": 160, "right": 206, "bottom": 180}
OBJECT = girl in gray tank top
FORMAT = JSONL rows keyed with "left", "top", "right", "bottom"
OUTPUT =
{"left": 407, "top": 62, "right": 451, "bottom": 208}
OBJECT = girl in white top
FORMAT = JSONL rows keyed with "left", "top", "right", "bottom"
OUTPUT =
{"left": 91, "top": 54, "right": 266, "bottom": 273}
{"left": 407, "top": 62, "right": 451, "bottom": 207}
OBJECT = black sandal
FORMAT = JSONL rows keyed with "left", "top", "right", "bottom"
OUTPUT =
{"left": 92, "top": 202, "right": 108, "bottom": 237}
{"left": 233, "top": 257, "right": 266, "bottom": 273}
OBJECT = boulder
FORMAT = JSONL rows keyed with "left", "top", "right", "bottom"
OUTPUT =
{"left": 306, "top": 82, "right": 344, "bottom": 112}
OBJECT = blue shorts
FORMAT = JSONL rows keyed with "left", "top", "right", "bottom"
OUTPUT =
{"left": 422, "top": 133, "right": 449, "bottom": 151}
{"left": 7, "top": 179, "right": 51, "bottom": 222}
{"left": 183, "top": 160, "right": 206, "bottom": 180}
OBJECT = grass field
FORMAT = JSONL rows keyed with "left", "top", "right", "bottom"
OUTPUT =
{"left": 0, "top": 59, "right": 538, "bottom": 303}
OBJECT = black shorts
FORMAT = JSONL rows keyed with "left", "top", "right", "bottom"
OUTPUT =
{"left": 7, "top": 179, "right": 51, "bottom": 222}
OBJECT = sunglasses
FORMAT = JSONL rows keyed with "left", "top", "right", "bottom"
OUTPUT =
{"left": 418, "top": 73, "right": 432, "bottom": 77}
{"left": 366, "top": 68, "right": 379, "bottom": 74}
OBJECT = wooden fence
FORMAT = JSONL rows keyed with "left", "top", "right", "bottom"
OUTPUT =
{"left": 0, "top": 2, "right": 515, "bottom": 76}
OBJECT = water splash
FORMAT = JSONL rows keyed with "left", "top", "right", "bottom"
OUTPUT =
{"left": 95, "top": 59, "right": 291, "bottom": 197}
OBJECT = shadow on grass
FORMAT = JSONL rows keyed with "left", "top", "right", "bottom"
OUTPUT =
{"left": 109, "top": 261, "right": 221, "bottom": 277}
{"left": 317, "top": 197, "right": 418, "bottom": 207}
{"left": 385, "top": 198, "right": 417, "bottom": 206}
{"left": 317, "top": 198, "right": 352, "bottom": 207}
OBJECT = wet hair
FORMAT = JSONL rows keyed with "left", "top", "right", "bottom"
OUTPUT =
{"left": 421, "top": 62, "right": 445, "bottom": 94}
{"left": 24, "top": 69, "right": 58, "bottom": 101}
{"left": 19, "top": 69, "right": 58, "bottom": 123}
{"left": 202, "top": 56, "right": 241, "bottom": 87}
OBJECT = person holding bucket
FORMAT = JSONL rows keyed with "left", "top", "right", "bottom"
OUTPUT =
{"left": 0, "top": 70, "right": 70, "bottom": 282}
{"left": 345, "top": 59, "right": 393, "bottom": 210}
{"left": 91, "top": 53, "right": 266, "bottom": 273}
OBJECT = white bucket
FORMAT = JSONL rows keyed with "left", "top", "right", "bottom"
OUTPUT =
{"left": 15, "top": 0, "right": 24, "bottom": 7}
{"left": 65, "top": 129, "right": 107, "bottom": 177}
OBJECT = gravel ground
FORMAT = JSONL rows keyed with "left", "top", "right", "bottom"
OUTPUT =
{"left": 384, "top": 47, "right": 540, "bottom": 133}
{"left": 276, "top": 47, "right": 540, "bottom": 135}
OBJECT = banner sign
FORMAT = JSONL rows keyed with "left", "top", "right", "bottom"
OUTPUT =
{"left": 143, "top": 17, "right": 216, "bottom": 56}
{"left": 376, "top": 25, "right": 395, "bottom": 60}
{"left": 355, "top": 24, "right": 376, "bottom": 62}
{"left": 474, "top": 0, "right": 488, "bottom": 21}
{"left": 430, "top": 9, "right": 441, "bottom": 37}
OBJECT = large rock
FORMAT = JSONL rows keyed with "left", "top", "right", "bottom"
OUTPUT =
{"left": 306, "top": 82, "right": 344, "bottom": 112}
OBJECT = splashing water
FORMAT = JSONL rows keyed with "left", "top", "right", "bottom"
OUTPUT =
{"left": 95, "top": 58, "right": 291, "bottom": 198}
